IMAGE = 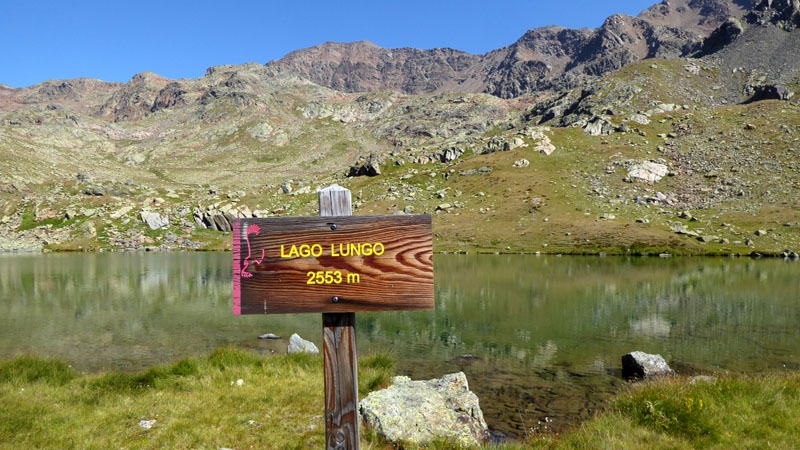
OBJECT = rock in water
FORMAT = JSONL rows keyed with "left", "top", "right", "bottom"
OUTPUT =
{"left": 257, "top": 333, "right": 281, "bottom": 340}
{"left": 359, "top": 372, "right": 488, "bottom": 446}
{"left": 287, "top": 333, "right": 319, "bottom": 354}
{"left": 622, "top": 351, "right": 674, "bottom": 377}
{"left": 627, "top": 162, "right": 668, "bottom": 183}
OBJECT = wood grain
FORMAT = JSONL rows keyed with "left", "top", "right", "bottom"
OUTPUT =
{"left": 233, "top": 214, "right": 434, "bottom": 314}
{"left": 323, "top": 312, "right": 358, "bottom": 450}
{"left": 320, "top": 184, "right": 359, "bottom": 450}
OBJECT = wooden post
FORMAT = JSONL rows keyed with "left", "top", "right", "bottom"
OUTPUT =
{"left": 319, "top": 185, "right": 360, "bottom": 450}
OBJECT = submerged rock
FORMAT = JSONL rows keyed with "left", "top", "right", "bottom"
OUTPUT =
{"left": 622, "top": 351, "right": 675, "bottom": 377}
{"left": 287, "top": 333, "right": 319, "bottom": 354}
{"left": 359, "top": 372, "right": 488, "bottom": 446}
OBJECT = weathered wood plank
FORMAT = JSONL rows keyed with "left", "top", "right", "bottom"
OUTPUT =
{"left": 233, "top": 214, "right": 433, "bottom": 314}
{"left": 323, "top": 312, "right": 358, "bottom": 450}
{"left": 320, "top": 185, "right": 359, "bottom": 450}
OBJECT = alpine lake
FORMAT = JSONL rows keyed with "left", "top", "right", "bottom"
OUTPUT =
{"left": 1, "top": 252, "right": 798, "bottom": 437}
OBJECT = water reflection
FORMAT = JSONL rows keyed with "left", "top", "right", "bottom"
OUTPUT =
{"left": 0, "top": 253, "right": 798, "bottom": 435}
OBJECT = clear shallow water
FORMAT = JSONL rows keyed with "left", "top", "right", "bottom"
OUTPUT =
{"left": 1, "top": 253, "right": 798, "bottom": 435}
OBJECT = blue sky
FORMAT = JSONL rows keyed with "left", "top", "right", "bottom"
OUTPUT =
{"left": 1, "top": 1, "right": 657, "bottom": 88}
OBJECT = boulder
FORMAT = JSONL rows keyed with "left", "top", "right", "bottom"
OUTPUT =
{"left": 436, "top": 147, "right": 465, "bottom": 163}
{"left": 213, "top": 214, "right": 232, "bottom": 232}
{"left": 584, "top": 118, "right": 614, "bottom": 136}
{"left": 628, "top": 113, "right": 651, "bottom": 125}
{"left": 479, "top": 136, "right": 509, "bottom": 154}
{"left": 140, "top": 210, "right": 169, "bottom": 230}
{"left": 698, "top": 17, "right": 745, "bottom": 56}
{"left": 287, "top": 333, "right": 319, "bottom": 354}
{"left": 622, "top": 351, "right": 674, "bottom": 377}
{"left": 513, "top": 159, "right": 530, "bottom": 168}
{"left": 202, "top": 212, "right": 218, "bottom": 231}
{"left": 359, "top": 372, "right": 488, "bottom": 447}
{"left": 459, "top": 166, "right": 493, "bottom": 176}
{"left": 83, "top": 185, "right": 106, "bottom": 196}
{"left": 627, "top": 161, "right": 668, "bottom": 183}
{"left": 348, "top": 153, "right": 384, "bottom": 177}
{"left": 508, "top": 137, "right": 525, "bottom": 149}
{"left": 534, "top": 135, "right": 556, "bottom": 155}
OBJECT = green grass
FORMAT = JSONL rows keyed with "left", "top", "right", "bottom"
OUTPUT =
{"left": 0, "top": 348, "right": 395, "bottom": 449}
{"left": 2, "top": 350, "right": 798, "bottom": 449}
{"left": 0, "top": 356, "right": 77, "bottom": 386}
{"left": 555, "top": 374, "right": 800, "bottom": 449}
{"left": 15, "top": 210, "right": 75, "bottom": 232}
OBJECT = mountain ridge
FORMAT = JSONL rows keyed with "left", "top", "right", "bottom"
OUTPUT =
{"left": 265, "top": 0, "right": 759, "bottom": 98}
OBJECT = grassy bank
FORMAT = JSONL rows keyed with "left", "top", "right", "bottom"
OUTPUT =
{"left": 546, "top": 373, "right": 800, "bottom": 449}
{"left": 0, "top": 348, "right": 393, "bottom": 449}
{"left": 1, "top": 351, "right": 798, "bottom": 449}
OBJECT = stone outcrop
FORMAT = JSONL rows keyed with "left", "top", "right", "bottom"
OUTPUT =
{"left": 359, "top": 372, "right": 488, "bottom": 446}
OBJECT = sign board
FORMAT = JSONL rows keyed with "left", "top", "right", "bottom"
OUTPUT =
{"left": 232, "top": 214, "right": 434, "bottom": 314}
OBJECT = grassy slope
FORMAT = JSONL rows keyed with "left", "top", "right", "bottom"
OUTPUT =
{"left": 2, "top": 352, "right": 799, "bottom": 449}
{"left": 3, "top": 59, "right": 799, "bottom": 255}
{"left": 353, "top": 100, "right": 800, "bottom": 255}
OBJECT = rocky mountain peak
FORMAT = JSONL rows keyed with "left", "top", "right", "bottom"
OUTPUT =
{"left": 638, "top": 0, "right": 758, "bottom": 31}
{"left": 266, "top": 0, "right": 760, "bottom": 98}
{"left": 750, "top": 0, "right": 800, "bottom": 27}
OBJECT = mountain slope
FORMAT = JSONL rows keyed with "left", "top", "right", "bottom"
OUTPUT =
{"left": 0, "top": 0, "right": 797, "bottom": 256}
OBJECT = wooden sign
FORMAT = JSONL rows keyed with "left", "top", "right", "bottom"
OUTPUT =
{"left": 233, "top": 185, "right": 435, "bottom": 450}
{"left": 233, "top": 214, "right": 433, "bottom": 314}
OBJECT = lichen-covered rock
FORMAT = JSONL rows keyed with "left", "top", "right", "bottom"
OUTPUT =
{"left": 622, "top": 351, "right": 675, "bottom": 377}
{"left": 359, "top": 372, "right": 488, "bottom": 446}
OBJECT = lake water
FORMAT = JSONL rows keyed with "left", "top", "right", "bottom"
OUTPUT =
{"left": 1, "top": 253, "right": 798, "bottom": 436}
